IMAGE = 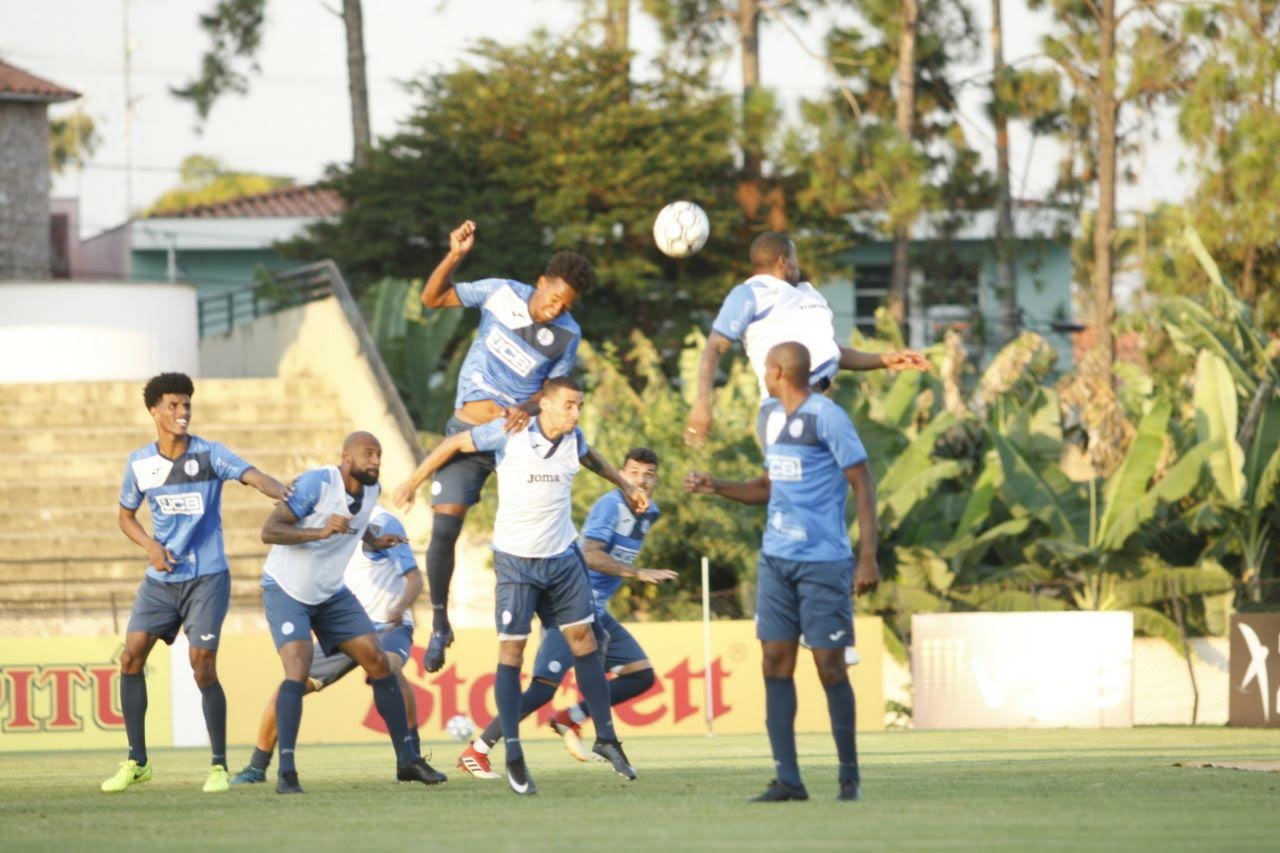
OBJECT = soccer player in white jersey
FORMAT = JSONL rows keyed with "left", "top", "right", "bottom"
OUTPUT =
{"left": 259, "top": 432, "right": 445, "bottom": 793}
{"left": 229, "top": 506, "right": 437, "bottom": 785}
{"left": 687, "top": 343, "right": 879, "bottom": 803}
{"left": 393, "top": 377, "right": 648, "bottom": 795}
{"left": 417, "top": 220, "right": 595, "bottom": 674}
{"left": 102, "top": 372, "right": 291, "bottom": 795}
{"left": 684, "top": 231, "right": 930, "bottom": 448}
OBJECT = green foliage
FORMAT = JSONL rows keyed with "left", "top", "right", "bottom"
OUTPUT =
{"left": 282, "top": 35, "right": 743, "bottom": 347}
{"left": 170, "top": 0, "right": 267, "bottom": 122}
{"left": 48, "top": 109, "right": 100, "bottom": 175}
{"left": 144, "top": 155, "right": 291, "bottom": 216}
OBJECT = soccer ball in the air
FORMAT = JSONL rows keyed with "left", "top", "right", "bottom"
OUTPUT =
{"left": 653, "top": 201, "right": 710, "bottom": 258}
{"left": 445, "top": 714, "right": 474, "bottom": 742}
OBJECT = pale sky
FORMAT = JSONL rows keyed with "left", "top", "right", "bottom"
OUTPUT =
{"left": 1, "top": 0, "right": 1191, "bottom": 239}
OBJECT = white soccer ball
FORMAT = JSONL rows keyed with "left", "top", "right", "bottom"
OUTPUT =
{"left": 445, "top": 713, "right": 474, "bottom": 742}
{"left": 653, "top": 200, "right": 710, "bottom": 258}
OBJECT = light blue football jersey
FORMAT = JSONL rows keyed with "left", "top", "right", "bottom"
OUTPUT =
{"left": 453, "top": 278, "right": 580, "bottom": 408}
{"left": 119, "top": 435, "right": 252, "bottom": 582}
{"left": 756, "top": 394, "right": 867, "bottom": 562}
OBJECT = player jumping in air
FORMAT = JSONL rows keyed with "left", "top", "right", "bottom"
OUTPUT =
{"left": 417, "top": 219, "right": 593, "bottom": 674}
{"left": 454, "top": 447, "right": 677, "bottom": 778}
{"left": 393, "top": 377, "right": 647, "bottom": 795}
{"left": 687, "top": 342, "right": 879, "bottom": 802}
{"left": 259, "top": 432, "right": 445, "bottom": 794}
{"left": 229, "top": 505, "right": 435, "bottom": 785}
{"left": 102, "top": 372, "right": 291, "bottom": 794}
{"left": 684, "top": 231, "right": 929, "bottom": 448}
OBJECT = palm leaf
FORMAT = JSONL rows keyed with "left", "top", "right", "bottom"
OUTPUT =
{"left": 1096, "top": 397, "right": 1172, "bottom": 546}
{"left": 1096, "top": 444, "right": 1210, "bottom": 550}
{"left": 1193, "top": 351, "right": 1246, "bottom": 503}
{"left": 991, "top": 430, "right": 1076, "bottom": 539}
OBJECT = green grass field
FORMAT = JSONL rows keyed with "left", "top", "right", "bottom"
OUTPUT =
{"left": 2, "top": 728, "right": 1277, "bottom": 851}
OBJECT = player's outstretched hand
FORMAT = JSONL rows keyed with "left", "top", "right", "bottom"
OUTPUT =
{"left": 684, "top": 471, "right": 715, "bottom": 495}
{"left": 450, "top": 220, "right": 477, "bottom": 256}
{"left": 853, "top": 557, "right": 880, "bottom": 596}
{"left": 147, "top": 541, "right": 177, "bottom": 572}
{"left": 883, "top": 349, "right": 931, "bottom": 372}
{"left": 502, "top": 406, "right": 531, "bottom": 433}
{"left": 391, "top": 482, "right": 416, "bottom": 510}
{"left": 368, "top": 531, "right": 409, "bottom": 551}
{"left": 319, "top": 513, "right": 352, "bottom": 539}
{"left": 621, "top": 484, "right": 651, "bottom": 515}
{"left": 684, "top": 402, "right": 712, "bottom": 448}
{"left": 634, "top": 567, "right": 679, "bottom": 584}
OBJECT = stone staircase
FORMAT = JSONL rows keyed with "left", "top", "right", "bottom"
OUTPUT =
{"left": 0, "top": 378, "right": 353, "bottom": 634}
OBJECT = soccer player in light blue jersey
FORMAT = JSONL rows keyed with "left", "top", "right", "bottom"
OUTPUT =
{"left": 393, "top": 377, "right": 648, "bottom": 795}
{"left": 229, "top": 506, "right": 428, "bottom": 786}
{"left": 417, "top": 219, "right": 595, "bottom": 674}
{"left": 259, "top": 432, "right": 446, "bottom": 793}
{"left": 456, "top": 447, "right": 676, "bottom": 779}
{"left": 687, "top": 342, "right": 880, "bottom": 803}
{"left": 685, "top": 231, "right": 928, "bottom": 448}
{"left": 102, "top": 372, "right": 291, "bottom": 795}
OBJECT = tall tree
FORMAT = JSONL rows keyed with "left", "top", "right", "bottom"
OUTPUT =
{"left": 172, "top": 0, "right": 372, "bottom": 167}
{"left": 1030, "top": 0, "right": 1188, "bottom": 386}
{"left": 889, "top": 0, "right": 920, "bottom": 326}
{"left": 990, "top": 0, "right": 1017, "bottom": 344}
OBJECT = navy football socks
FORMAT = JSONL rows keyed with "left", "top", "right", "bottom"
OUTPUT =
{"left": 199, "top": 681, "right": 228, "bottom": 767}
{"left": 120, "top": 672, "right": 148, "bottom": 765}
{"left": 764, "top": 676, "right": 802, "bottom": 787}
{"left": 479, "top": 678, "right": 558, "bottom": 747}
{"left": 426, "top": 514, "right": 464, "bottom": 631}
{"left": 571, "top": 668, "right": 656, "bottom": 720}
{"left": 275, "top": 679, "right": 306, "bottom": 775}
{"left": 573, "top": 653, "right": 617, "bottom": 742}
{"left": 495, "top": 663, "right": 524, "bottom": 762}
{"left": 825, "top": 678, "right": 859, "bottom": 784}
{"left": 371, "top": 675, "right": 417, "bottom": 765}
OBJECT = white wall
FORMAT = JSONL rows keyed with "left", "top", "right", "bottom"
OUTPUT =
{"left": 0, "top": 282, "right": 198, "bottom": 383}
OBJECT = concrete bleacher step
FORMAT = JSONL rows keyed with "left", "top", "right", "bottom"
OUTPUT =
{"left": 4, "top": 447, "right": 341, "bottom": 482}
{"left": 0, "top": 399, "right": 347, "bottom": 429}
{"left": 0, "top": 480, "right": 286, "bottom": 512}
{"left": 0, "top": 377, "right": 332, "bottom": 407}
{"left": 0, "top": 422, "right": 350, "bottom": 455}
{"left": 0, "top": 554, "right": 273, "bottom": 584}
{"left": 0, "top": 526, "right": 272, "bottom": 561}
{"left": 0, "top": 502, "right": 276, "bottom": 534}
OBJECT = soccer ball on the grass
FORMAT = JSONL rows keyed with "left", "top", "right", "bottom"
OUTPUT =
{"left": 445, "top": 714, "right": 474, "bottom": 742}
{"left": 653, "top": 200, "right": 710, "bottom": 258}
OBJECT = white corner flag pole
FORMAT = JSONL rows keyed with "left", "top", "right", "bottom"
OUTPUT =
{"left": 701, "top": 555, "right": 714, "bottom": 737}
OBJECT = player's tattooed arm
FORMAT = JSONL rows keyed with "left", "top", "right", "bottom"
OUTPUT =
{"left": 685, "top": 331, "right": 734, "bottom": 448}
{"left": 261, "top": 502, "right": 351, "bottom": 545}
{"left": 582, "top": 539, "right": 678, "bottom": 584}
{"left": 391, "top": 430, "right": 479, "bottom": 509}
{"left": 581, "top": 448, "right": 651, "bottom": 513}
{"left": 421, "top": 220, "right": 476, "bottom": 309}
{"left": 118, "top": 505, "right": 177, "bottom": 572}
{"left": 684, "top": 470, "right": 771, "bottom": 505}
{"left": 845, "top": 461, "right": 880, "bottom": 596}
{"left": 838, "top": 345, "right": 930, "bottom": 373}
{"left": 240, "top": 467, "right": 292, "bottom": 501}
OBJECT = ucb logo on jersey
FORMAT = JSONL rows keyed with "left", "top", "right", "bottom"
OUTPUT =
{"left": 1229, "top": 613, "right": 1280, "bottom": 728}
{"left": 526, "top": 474, "right": 560, "bottom": 483}
{"left": 766, "top": 455, "right": 803, "bottom": 482}
{"left": 155, "top": 493, "right": 205, "bottom": 515}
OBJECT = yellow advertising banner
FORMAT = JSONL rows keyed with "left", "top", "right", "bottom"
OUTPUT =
{"left": 218, "top": 618, "right": 884, "bottom": 747}
{"left": 0, "top": 636, "right": 172, "bottom": 752}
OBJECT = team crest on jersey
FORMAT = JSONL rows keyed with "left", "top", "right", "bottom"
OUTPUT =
{"left": 183, "top": 458, "right": 200, "bottom": 476}
{"left": 155, "top": 492, "right": 205, "bottom": 515}
{"left": 536, "top": 328, "right": 554, "bottom": 347}
{"left": 485, "top": 327, "right": 537, "bottom": 376}
{"left": 788, "top": 419, "right": 805, "bottom": 438}
{"left": 131, "top": 456, "right": 174, "bottom": 491}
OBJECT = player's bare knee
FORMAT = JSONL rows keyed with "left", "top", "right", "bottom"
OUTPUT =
{"left": 813, "top": 649, "right": 847, "bottom": 687}
{"left": 119, "top": 648, "right": 145, "bottom": 675}
{"left": 498, "top": 639, "right": 526, "bottom": 667}
{"left": 364, "top": 651, "right": 392, "bottom": 680}
{"left": 562, "top": 623, "right": 597, "bottom": 656}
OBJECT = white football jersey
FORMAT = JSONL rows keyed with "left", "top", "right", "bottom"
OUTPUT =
{"left": 343, "top": 506, "right": 417, "bottom": 628}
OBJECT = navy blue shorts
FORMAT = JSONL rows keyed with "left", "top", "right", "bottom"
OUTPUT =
{"left": 126, "top": 571, "right": 230, "bottom": 650}
{"left": 493, "top": 547, "right": 595, "bottom": 640}
{"left": 532, "top": 609, "right": 646, "bottom": 682}
{"left": 430, "top": 415, "right": 497, "bottom": 507}
{"left": 263, "top": 584, "right": 377, "bottom": 656}
{"left": 755, "top": 554, "right": 854, "bottom": 649}
{"left": 307, "top": 623, "right": 414, "bottom": 690}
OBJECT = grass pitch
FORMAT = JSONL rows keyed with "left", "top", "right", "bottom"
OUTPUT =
{"left": 2, "top": 728, "right": 1277, "bottom": 851}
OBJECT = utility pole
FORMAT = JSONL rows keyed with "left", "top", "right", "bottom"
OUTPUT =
{"left": 122, "top": 0, "right": 137, "bottom": 218}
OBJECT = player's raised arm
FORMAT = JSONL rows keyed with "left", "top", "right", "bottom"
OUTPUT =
{"left": 685, "top": 331, "right": 734, "bottom": 448}
{"left": 845, "top": 461, "right": 880, "bottom": 596}
{"left": 240, "top": 467, "right": 291, "bottom": 501}
{"left": 391, "top": 428, "right": 484, "bottom": 509}
{"left": 838, "top": 345, "right": 930, "bottom": 373}
{"left": 580, "top": 446, "right": 650, "bottom": 513}
{"left": 421, "top": 220, "right": 476, "bottom": 309}
{"left": 684, "top": 470, "right": 771, "bottom": 505}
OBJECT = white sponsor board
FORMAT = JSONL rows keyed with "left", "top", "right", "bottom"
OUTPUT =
{"left": 912, "top": 612, "right": 1134, "bottom": 729}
